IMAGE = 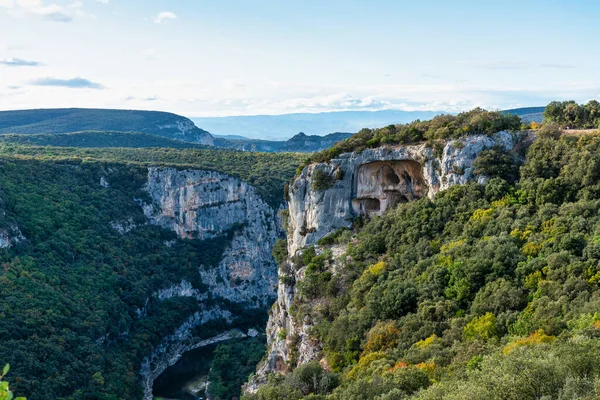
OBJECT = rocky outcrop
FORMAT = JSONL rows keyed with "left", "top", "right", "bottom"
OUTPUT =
{"left": 0, "top": 225, "right": 24, "bottom": 249}
{"left": 158, "top": 118, "right": 215, "bottom": 146}
{"left": 251, "top": 132, "right": 527, "bottom": 386}
{"left": 144, "top": 167, "right": 280, "bottom": 307}
{"left": 0, "top": 197, "right": 25, "bottom": 249}
{"left": 287, "top": 131, "right": 523, "bottom": 255}
{"left": 139, "top": 167, "right": 281, "bottom": 399}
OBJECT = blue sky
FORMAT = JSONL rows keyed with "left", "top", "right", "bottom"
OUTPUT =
{"left": 0, "top": 0, "right": 598, "bottom": 117}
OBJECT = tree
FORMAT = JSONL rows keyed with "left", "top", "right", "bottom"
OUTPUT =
{"left": 473, "top": 146, "right": 520, "bottom": 183}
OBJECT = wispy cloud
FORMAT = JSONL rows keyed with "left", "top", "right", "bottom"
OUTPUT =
{"left": 460, "top": 61, "right": 578, "bottom": 71}
{"left": 153, "top": 11, "right": 177, "bottom": 24}
{"left": 459, "top": 61, "right": 529, "bottom": 70}
{"left": 0, "top": 0, "right": 81, "bottom": 22}
{"left": 143, "top": 48, "right": 160, "bottom": 60}
{"left": 125, "top": 95, "right": 159, "bottom": 101}
{"left": 30, "top": 77, "right": 104, "bottom": 89}
{"left": 539, "top": 63, "right": 577, "bottom": 69}
{"left": 0, "top": 57, "right": 43, "bottom": 66}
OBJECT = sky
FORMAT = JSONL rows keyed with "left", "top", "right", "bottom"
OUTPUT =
{"left": 0, "top": 0, "right": 599, "bottom": 117}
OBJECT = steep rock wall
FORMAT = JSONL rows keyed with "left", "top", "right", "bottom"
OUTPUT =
{"left": 250, "top": 132, "right": 526, "bottom": 387}
{"left": 140, "top": 167, "right": 281, "bottom": 399}
{"left": 0, "top": 196, "right": 24, "bottom": 248}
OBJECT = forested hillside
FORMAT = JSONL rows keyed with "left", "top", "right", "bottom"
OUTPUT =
{"left": 0, "top": 109, "right": 214, "bottom": 145}
{"left": 247, "top": 127, "right": 600, "bottom": 398}
{"left": 0, "top": 131, "right": 209, "bottom": 149}
{"left": 0, "top": 146, "right": 302, "bottom": 400}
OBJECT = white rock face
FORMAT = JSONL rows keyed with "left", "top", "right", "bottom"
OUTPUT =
{"left": 0, "top": 196, "right": 25, "bottom": 249}
{"left": 110, "top": 218, "right": 140, "bottom": 234}
{"left": 158, "top": 119, "right": 215, "bottom": 146}
{"left": 139, "top": 167, "right": 280, "bottom": 398}
{"left": 287, "top": 131, "right": 522, "bottom": 255}
{"left": 155, "top": 279, "right": 206, "bottom": 301}
{"left": 251, "top": 132, "right": 527, "bottom": 386}
{"left": 0, "top": 224, "right": 25, "bottom": 249}
{"left": 144, "top": 167, "right": 280, "bottom": 306}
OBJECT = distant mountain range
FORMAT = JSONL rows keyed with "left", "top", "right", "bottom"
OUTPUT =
{"left": 502, "top": 106, "right": 545, "bottom": 124}
{"left": 219, "top": 132, "right": 354, "bottom": 152}
{"left": 0, "top": 107, "right": 546, "bottom": 153}
{"left": 193, "top": 110, "right": 443, "bottom": 139}
{"left": 0, "top": 108, "right": 214, "bottom": 145}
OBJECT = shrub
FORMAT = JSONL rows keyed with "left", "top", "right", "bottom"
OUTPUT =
{"left": 472, "top": 145, "right": 520, "bottom": 182}
{"left": 272, "top": 239, "right": 288, "bottom": 266}
{"left": 312, "top": 169, "right": 334, "bottom": 191}
{"left": 464, "top": 313, "right": 498, "bottom": 341}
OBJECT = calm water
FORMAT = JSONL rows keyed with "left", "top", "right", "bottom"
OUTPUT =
{"left": 152, "top": 344, "right": 219, "bottom": 400}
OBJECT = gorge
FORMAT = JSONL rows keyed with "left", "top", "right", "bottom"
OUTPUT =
{"left": 138, "top": 167, "right": 281, "bottom": 400}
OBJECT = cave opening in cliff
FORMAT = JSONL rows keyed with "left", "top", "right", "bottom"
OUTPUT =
{"left": 382, "top": 165, "right": 401, "bottom": 185}
{"left": 352, "top": 198, "right": 381, "bottom": 214}
{"left": 352, "top": 160, "right": 426, "bottom": 216}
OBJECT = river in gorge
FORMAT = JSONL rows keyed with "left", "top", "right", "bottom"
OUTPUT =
{"left": 152, "top": 343, "right": 218, "bottom": 400}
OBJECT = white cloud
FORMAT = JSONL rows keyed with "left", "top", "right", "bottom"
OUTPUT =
{"left": 143, "top": 48, "right": 159, "bottom": 60}
{"left": 0, "top": 0, "right": 74, "bottom": 22}
{"left": 0, "top": 57, "right": 43, "bottom": 66}
{"left": 96, "top": 0, "right": 109, "bottom": 3}
{"left": 153, "top": 11, "right": 176, "bottom": 24}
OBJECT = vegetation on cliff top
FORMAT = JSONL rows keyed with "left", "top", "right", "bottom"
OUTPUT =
{"left": 247, "top": 131, "right": 600, "bottom": 399}
{"left": 0, "top": 144, "right": 303, "bottom": 208}
{"left": 543, "top": 100, "right": 600, "bottom": 129}
{"left": 303, "top": 108, "right": 522, "bottom": 167}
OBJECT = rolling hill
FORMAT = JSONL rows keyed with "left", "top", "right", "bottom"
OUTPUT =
{"left": 0, "top": 131, "right": 210, "bottom": 149}
{"left": 0, "top": 108, "right": 215, "bottom": 145}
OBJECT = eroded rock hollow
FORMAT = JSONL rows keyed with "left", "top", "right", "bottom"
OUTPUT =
{"left": 352, "top": 160, "right": 426, "bottom": 216}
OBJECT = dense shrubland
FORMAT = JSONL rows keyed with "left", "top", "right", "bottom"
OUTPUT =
{"left": 247, "top": 131, "right": 600, "bottom": 399}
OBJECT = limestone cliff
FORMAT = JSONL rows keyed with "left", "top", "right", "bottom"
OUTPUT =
{"left": 0, "top": 196, "right": 24, "bottom": 249}
{"left": 250, "top": 132, "right": 526, "bottom": 388}
{"left": 139, "top": 167, "right": 281, "bottom": 399}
